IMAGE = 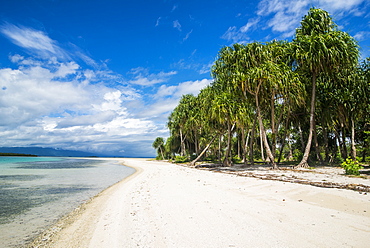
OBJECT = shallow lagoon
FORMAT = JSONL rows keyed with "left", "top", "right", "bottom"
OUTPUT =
{"left": 0, "top": 157, "right": 135, "bottom": 247}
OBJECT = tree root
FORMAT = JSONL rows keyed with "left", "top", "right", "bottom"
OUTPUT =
{"left": 294, "top": 161, "right": 310, "bottom": 169}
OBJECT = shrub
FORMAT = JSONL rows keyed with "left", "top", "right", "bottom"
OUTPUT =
{"left": 341, "top": 158, "right": 363, "bottom": 175}
{"left": 232, "top": 155, "right": 242, "bottom": 164}
{"left": 174, "top": 155, "right": 188, "bottom": 163}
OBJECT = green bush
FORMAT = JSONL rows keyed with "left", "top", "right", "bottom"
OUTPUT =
{"left": 232, "top": 155, "right": 242, "bottom": 164}
{"left": 341, "top": 158, "right": 363, "bottom": 175}
{"left": 174, "top": 156, "right": 188, "bottom": 163}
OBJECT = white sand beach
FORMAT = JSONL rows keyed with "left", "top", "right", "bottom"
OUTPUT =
{"left": 30, "top": 158, "right": 370, "bottom": 248}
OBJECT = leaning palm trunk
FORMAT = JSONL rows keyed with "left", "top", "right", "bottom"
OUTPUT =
{"left": 189, "top": 135, "right": 217, "bottom": 167}
{"left": 159, "top": 147, "right": 164, "bottom": 160}
{"left": 296, "top": 73, "right": 317, "bottom": 168}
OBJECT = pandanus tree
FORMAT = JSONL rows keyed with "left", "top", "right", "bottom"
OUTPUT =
{"left": 189, "top": 86, "right": 221, "bottom": 166}
{"left": 293, "top": 8, "right": 359, "bottom": 168}
{"left": 212, "top": 41, "right": 303, "bottom": 169}
{"left": 167, "top": 94, "right": 198, "bottom": 157}
{"left": 159, "top": 8, "right": 366, "bottom": 167}
{"left": 152, "top": 137, "right": 165, "bottom": 159}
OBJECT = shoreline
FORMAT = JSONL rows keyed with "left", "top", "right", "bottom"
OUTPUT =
{"left": 28, "top": 158, "right": 370, "bottom": 247}
{"left": 27, "top": 158, "right": 141, "bottom": 248}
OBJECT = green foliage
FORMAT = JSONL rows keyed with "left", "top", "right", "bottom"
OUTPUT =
{"left": 174, "top": 156, "right": 188, "bottom": 163}
{"left": 341, "top": 158, "right": 363, "bottom": 175}
{"left": 292, "top": 149, "right": 303, "bottom": 161}
{"left": 152, "top": 137, "right": 165, "bottom": 159}
{"left": 204, "top": 155, "right": 217, "bottom": 162}
{"left": 232, "top": 155, "right": 242, "bottom": 164}
{"left": 153, "top": 8, "right": 369, "bottom": 168}
{"left": 0, "top": 153, "right": 37, "bottom": 157}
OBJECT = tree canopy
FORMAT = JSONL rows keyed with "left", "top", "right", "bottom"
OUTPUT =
{"left": 153, "top": 8, "right": 370, "bottom": 168}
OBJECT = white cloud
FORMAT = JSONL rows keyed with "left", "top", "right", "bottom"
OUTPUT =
{"left": 0, "top": 55, "right": 160, "bottom": 155}
{"left": 183, "top": 29, "right": 193, "bottom": 42}
{"left": 173, "top": 20, "right": 182, "bottom": 31}
{"left": 1, "top": 23, "right": 68, "bottom": 59}
{"left": 156, "top": 79, "right": 211, "bottom": 99}
{"left": 221, "top": 18, "right": 260, "bottom": 43}
{"left": 317, "top": 0, "right": 364, "bottom": 12}
{"left": 171, "top": 5, "right": 178, "bottom": 12}
{"left": 354, "top": 31, "right": 370, "bottom": 41}
{"left": 223, "top": 0, "right": 367, "bottom": 42}
{"left": 128, "top": 67, "right": 177, "bottom": 86}
{"left": 199, "top": 62, "right": 213, "bottom": 74}
{"left": 240, "top": 18, "right": 260, "bottom": 33}
{"left": 135, "top": 79, "right": 212, "bottom": 121}
{"left": 155, "top": 17, "right": 162, "bottom": 27}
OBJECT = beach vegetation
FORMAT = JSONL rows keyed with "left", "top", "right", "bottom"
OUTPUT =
{"left": 174, "top": 155, "right": 188, "bottom": 163}
{"left": 154, "top": 8, "right": 370, "bottom": 171}
{"left": 341, "top": 158, "right": 363, "bottom": 175}
{"left": 152, "top": 137, "right": 165, "bottom": 160}
{"left": 0, "top": 152, "right": 37, "bottom": 157}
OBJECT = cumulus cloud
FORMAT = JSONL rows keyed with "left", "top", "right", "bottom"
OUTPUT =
{"left": 156, "top": 79, "right": 212, "bottom": 99}
{"left": 0, "top": 53, "right": 161, "bottom": 156}
{"left": 143, "top": 79, "right": 212, "bottom": 119}
{"left": 0, "top": 22, "right": 210, "bottom": 157}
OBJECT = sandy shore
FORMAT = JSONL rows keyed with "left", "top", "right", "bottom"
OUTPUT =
{"left": 29, "top": 158, "right": 370, "bottom": 248}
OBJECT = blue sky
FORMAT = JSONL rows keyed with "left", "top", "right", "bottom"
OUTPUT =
{"left": 0, "top": 0, "right": 369, "bottom": 157}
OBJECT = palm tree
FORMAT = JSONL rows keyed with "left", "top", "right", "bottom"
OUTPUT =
{"left": 293, "top": 8, "right": 359, "bottom": 168}
{"left": 167, "top": 94, "right": 198, "bottom": 157}
{"left": 152, "top": 137, "right": 165, "bottom": 160}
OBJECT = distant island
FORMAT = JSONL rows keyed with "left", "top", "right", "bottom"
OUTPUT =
{"left": 0, "top": 152, "right": 38, "bottom": 157}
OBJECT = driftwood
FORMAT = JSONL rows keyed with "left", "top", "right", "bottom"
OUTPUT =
{"left": 195, "top": 165, "right": 370, "bottom": 193}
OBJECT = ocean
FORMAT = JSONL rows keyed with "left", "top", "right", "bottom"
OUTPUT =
{"left": 0, "top": 156, "right": 135, "bottom": 247}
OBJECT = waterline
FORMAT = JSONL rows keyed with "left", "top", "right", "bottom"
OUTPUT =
{"left": 0, "top": 157, "right": 135, "bottom": 247}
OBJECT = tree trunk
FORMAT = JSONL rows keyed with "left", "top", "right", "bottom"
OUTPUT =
{"left": 255, "top": 87, "right": 277, "bottom": 169}
{"left": 194, "top": 132, "right": 199, "bottom": 156}
{"left": 341, "top": 125, "right": 348, "bottom": 159}
{"left": 296, "top": 72, "right": 317, "bottom": 168}
{"left": 223, "top": 121, "right": 235, "bottom": 167}
{"left": 271, "top": 91, "right": 276, "bottom": 158}
{"left": 243, "top": 129, "right": 250, "bottom": 166}
{"left": 277, "top": 116, "right": 290, "bottom": 164}
{"left": 241, "top": 128, "right": 246, "bottom": 166}
{"left": 250, "top": 116, "right": 257, "bottom": 166}
{"left": 159, "top": 147, "right": 164, "bottom": 160}
{"left": 218, "top": 134, "right": 222, "bottom": 164}
{"left": 189, "top": 135, "right": 217, "bottom": 167}
{"left": 323, "top": 126, "right": 330, "bottom": 162}
{"left": 259, "top": 129, "right": 265, "bottom": 162}
{"left": 180, "top": 129, "right": 186, "bottom": 156}
{"left": 350, "top": 117, "right": 356, "bottom": 160}
{"left": 237, "top": 131, "right": 241, "bottom": 159}
{"left": 313, "top": 120, "right": 323, "bottom": 164}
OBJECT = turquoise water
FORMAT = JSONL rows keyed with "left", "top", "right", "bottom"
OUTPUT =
{"left": 0, "top": 157, "right": 135, "bottom": 247}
